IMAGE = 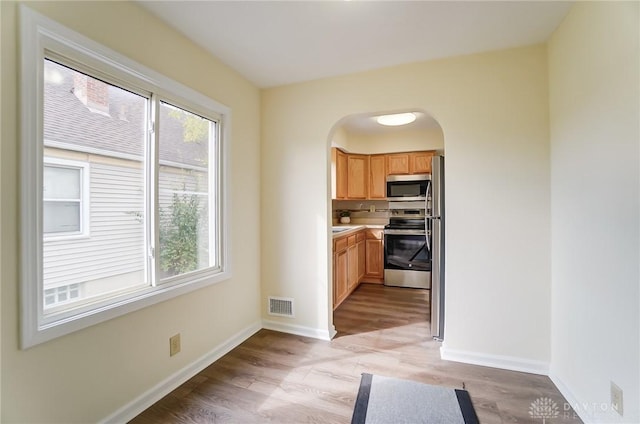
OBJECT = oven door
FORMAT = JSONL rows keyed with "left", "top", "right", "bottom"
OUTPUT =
{"left": 383, "top": 230, "right": 432, "bottom": 289}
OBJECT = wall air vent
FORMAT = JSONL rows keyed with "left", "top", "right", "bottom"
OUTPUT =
{"left": 268, "top": 296, "right": 294, "bottom": 318}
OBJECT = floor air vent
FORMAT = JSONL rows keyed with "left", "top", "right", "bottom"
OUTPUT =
{"left": 268, "top": 296, "right": 294, "bottom": 318}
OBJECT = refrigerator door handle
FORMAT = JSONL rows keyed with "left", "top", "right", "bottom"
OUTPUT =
{"left": 430, "top": 217, "right": 442, "bottom": 341}
{"left": 425, "top": 222, "right": 431, "bottom": 254}
{"left": 425, "top": 195, "right": 429, "bottom": 247}
{"left": 431, "top": 158, "right": 441, "bottom": 218}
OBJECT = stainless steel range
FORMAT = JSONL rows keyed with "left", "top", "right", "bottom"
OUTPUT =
{"left": 383, "top": 204, "right": 431, "bottom": 289}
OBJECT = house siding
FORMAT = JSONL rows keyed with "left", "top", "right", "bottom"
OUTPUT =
{"left": 43, "top": 159, "right": 145, "bottom": 289}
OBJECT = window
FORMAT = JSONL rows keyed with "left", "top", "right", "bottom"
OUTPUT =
{"left": 44, "top": 284, "right": 81, "bottom": 307}
{"left": 20, "top": 7, "right": 231, "bottom": 348}
{"left": 158, "top": 102, "right": 215, "bottom": 280}
{"left": 43, "top": 158, "right": 89, "bottom": 237}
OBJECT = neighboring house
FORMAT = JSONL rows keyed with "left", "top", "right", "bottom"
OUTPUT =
{"left": 43, "top": 59, "right": 209, "bottom": 309}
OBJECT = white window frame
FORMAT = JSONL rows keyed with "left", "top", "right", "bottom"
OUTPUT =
{"left": 20, "top": 6, "right": 232, "bottom": 348}
{"left": 43, "top": 157, "right": 90, "bottom": 240}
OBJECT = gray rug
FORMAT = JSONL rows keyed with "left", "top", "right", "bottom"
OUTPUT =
{"left": 351, "top": 373, "right": 479, "bottom": 424}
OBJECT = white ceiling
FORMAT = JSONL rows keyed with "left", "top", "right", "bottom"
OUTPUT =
{"left": 138, "top": 1, "right": 572, "bottom": 134}
{"left": 138, "top": 1, "right": 573, "bottom": 89}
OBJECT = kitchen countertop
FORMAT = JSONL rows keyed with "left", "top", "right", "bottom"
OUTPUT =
{"left": 332, "top": 224, "right": 385, "bottom": 238}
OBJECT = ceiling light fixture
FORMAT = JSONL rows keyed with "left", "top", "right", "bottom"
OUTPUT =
{"left": 376, "top": 112, "right": 417, "bottom": 126}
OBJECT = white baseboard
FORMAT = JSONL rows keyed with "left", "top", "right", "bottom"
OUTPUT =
{"left": 549, "top": 371, "right": 594, "bottom": 423}
{"left": 99, "top": 321, "right": 262, "bottom": 424}
{"left": 440, "top": 346, "right": 550, "bottom": 375}
{"left": 548, "top": 371, "right": 625, "bottom": 424}
{"left": 328, "top": 324, "right": 337, "bottom": 340}
{"left": 262, "top": 319, "right": 333, "bottom": 341}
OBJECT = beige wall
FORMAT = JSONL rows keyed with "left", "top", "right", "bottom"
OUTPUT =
{"left": 549, "top": 2, "right": 639, "bottom": 421}
{"left": 345, "top": 127, "right": 444, "bottom": 155}
{"left": 0, "top": 1, "right": 261, "bottom": 422}
{"left": 261, "top": 45, "right": 551, "bottom": 364}
{"left": 330, "top": 126, "right": 349, "bottom": 150}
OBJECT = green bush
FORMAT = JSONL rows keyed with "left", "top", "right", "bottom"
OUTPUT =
{"left": 160, "top": 193, "right": 200, "bottom": 276}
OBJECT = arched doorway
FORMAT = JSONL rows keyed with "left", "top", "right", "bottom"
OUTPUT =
{"left": 327, "top": 109, "right": 445, "bottom": 339}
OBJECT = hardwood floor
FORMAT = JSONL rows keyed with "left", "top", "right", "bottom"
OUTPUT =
{"left": 131, "top": 284, "right": 582, "bottom": 423}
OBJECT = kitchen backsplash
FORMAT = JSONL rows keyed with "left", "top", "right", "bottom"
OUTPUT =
{"left": 332, "top": 200, "right": 390, "bottom": 225}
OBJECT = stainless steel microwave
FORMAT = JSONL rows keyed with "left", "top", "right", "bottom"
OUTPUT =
{"left": 386, "top": 174, "right": 431, "bottom": 201}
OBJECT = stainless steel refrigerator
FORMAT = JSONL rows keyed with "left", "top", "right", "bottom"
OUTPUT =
{"left": 428, "top": 155, "right": 445, "bottom": 341}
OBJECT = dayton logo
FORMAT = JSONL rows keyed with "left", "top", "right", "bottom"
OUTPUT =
{"left": 529, "top": 397, "right": 560, "bottom": 423}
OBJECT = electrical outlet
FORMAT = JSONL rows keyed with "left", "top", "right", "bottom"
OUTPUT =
{"left": 611, "top": 381, "right": 623, "bottom": 416}
{"left": 369, "top": 205, "right": 376, "bottom": 213}
{"left": 169, "top": 334, "right": 181, "bottom": 357}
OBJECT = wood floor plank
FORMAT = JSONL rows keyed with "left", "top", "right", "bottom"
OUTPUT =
{"left": 131, "top": 284, "right": 582, "bottom": 423}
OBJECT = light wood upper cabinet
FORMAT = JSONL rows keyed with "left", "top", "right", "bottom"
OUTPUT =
{"left": 387, "top": 153, "right": 411, "bottom": 175}
{"left": 347, "top": 154, "right": 368, "bottom": 199}
{"left": 369, "top": 155, "right": 386, "bottom": 199}
{"left": 389, "top": 151, "right": 434, "bottom": 175}
{"left": 410, "top": 151, "right": 433, "bottom": 174}
{"left": 335, "top": 149, "right": 348, "bottom": 199}
{"left": 332, "top": 148, "right": 437, "bottom": 200}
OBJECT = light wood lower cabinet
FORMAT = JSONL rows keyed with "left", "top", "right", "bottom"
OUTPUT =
{"left": 357, "top": 239, "right": 366, "bottom": 281}
{"left": 363, "top": 229, "right": 384, "bottom": 283}
{"left": 347, "top": 234, "right": 358, "bottom": 293}
{"left": 334, "top": 233, "right": 357, "bottom": 309}
{"left": 334, "top": 228, "right": 384, "bottom": 309}
{"left": 334, "top": 249, "right": 348, "bottom": 306}
{"left": 347, "top": 244, "right": 358, "bottom": 292}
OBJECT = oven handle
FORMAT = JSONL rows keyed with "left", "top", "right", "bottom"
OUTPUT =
{"left": 384, "top": 229, "right": 426, "bottom": 235}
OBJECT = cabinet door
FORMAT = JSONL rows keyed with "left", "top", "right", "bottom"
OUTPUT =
{"left": 336, "top": 149, "right": 348, "bottom": 199}
{"left": 347, "top": 155, "right": 368, "bottom": 199}
{"left": 410, "top": 151, "right": 433, "bottom": 174}
{"left": 347, "top": 244, "right": 359, "bottom": 291}
{"left": 369, "top": 155, "right": 386, "bottom": 199}
{"left": 387, "top": 153, "right": 410, "bottom": 175}
{"left": 365, "top": 239, "right": 384, "bottom": 278}
{"left": 358, "top": 240, "right": 366, "bottom": 282}
{"left": 334, "top": 250, "right": 348, "bottom": 307}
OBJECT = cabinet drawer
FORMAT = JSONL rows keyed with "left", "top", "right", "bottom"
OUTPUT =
{"left": 334, "top": 237, "right": 348, "bottom": 252}
{"left": 366, "top": 229, "right": 383, "bottom": 240}
{"left": 347, "top": 235, "right": 357, "bottom": 246}
{"left": 356, "top": 231, "right": 365, "bottom": 243}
